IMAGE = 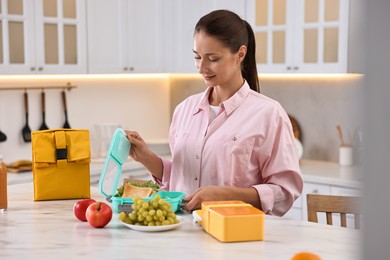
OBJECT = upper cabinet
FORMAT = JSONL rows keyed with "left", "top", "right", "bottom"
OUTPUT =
{"left": 246, "top": 0, "right": 349, "bottom": 73}
{"left": 0, "top": 0, "right": 87, "bottom": 74}
{"left": 87, "top": 0, "right": 164, "bottom": 73}
{"left": 165, "top": 0, "right": 247, "bottom": 73}
{"left": 1, "top": 0, "right": 352, "bottom": 75}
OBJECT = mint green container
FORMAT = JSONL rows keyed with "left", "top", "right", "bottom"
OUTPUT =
{"left": 98, "top": 128, "right": 185, "bottom": 213}
{"left": 111, "top": 191, "right": 185, "bottom": 213}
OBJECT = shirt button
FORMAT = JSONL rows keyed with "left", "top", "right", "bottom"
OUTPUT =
{"left": 195, "top": 155, "right": 199, "bottom": 159}
{"left": 194, "top": 177, "right": 198, "bottom": 181}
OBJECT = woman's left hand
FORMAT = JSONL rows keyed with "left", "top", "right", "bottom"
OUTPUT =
{"left": 182, "top": 186, "right": 262, "bottom": 211}
{"left": 182, "top": 186, "right": 233, "bottom": 211}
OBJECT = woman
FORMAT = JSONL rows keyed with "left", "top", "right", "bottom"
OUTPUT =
{"left": 126, "top": 10, "right": 303, "bottom": 216}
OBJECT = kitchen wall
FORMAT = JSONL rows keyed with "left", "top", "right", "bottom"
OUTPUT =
{"left": 0, "top": 75, "right": 171, "bottom": 162}
{"left": 170, "top": 74, "right": 364, "bottom": 162}
{"left": 0, "top": 74, "right": 363, "bottom": 163}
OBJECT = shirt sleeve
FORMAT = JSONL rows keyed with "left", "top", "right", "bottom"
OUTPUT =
{"left": 252, "top": 107, "right": 303, "bottom": 216}
{"left": 253, "top": 171, "right": 303, "bottom": 216}
{"left": 152, "top": 157, "right": 173, "bottom": 191}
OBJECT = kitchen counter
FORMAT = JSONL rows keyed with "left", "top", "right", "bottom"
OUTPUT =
{"left": 0, "top": 183, "right": 361, "bottom": 259}
{"left": 299, "top": 159, "right": 362, "bottom": 189}
{"left": 7, "top": 159, "right": 362, "bottom": 189}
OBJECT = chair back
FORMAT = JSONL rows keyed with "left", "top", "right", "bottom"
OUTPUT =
{"left": 307, "top": 194, "right": 361, "bottom": 229}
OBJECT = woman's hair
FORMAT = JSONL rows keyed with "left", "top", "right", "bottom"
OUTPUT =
{"left": 194, "top": 10, "right": 260, "bottom": 93}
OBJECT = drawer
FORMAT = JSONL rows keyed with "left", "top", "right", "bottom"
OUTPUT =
{"left": 303, "top": 182, "right": 331, "bottom": 195}
{"left": 330, "top": 186, "right": 362, "bottom": 196}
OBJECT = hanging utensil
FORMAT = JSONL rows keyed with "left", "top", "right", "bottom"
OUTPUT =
{"left": 0, "top": 124, "right": 6, "bottom": 142}
{"left": 39, "top": 90, "right": 49, "bottom": 130}
{"left": 22, "top": 91, "right": 32, "bottom": 142}
{"left": 62, "top": 90, "right": 71, "bottom": 128}
{"left": 0, "top": 96, "right": 7, "bottom": 142}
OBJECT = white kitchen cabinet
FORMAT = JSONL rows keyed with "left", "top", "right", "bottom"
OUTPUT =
{"left": 0, "top": 0, "right": 87, "bottom": 74}
{"left": 246, "top": 0, "right": 349, "bottom": 73}
{"left": 87, "top": 0, "right": 163, "bottom": 73}
{"left": 165, "top": 0, "right": 247, "bottom": 73}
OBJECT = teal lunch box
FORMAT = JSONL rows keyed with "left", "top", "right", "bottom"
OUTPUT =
{"left": 98, "top": 128, "right": 185, "bottom": 213}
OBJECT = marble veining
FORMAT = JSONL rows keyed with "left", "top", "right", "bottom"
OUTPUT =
{"left": 0, "top": 183, "right": 361, "bottom": 259}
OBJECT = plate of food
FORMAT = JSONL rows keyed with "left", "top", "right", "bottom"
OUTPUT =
{"left": 120, "top": 215, "right": 185, "bottom": 232}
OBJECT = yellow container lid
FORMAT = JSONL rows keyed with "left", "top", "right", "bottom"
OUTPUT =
{"left": 211, "top": 206, "right": 264, "bottom": 216}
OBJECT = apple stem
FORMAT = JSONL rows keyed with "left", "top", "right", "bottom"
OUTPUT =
{"left": 97, "top": 202, "right": 101, "bottom": 211}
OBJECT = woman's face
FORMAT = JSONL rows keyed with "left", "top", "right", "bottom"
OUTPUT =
{"left": 193, "top": 31, "right": 245, "bottom": 88}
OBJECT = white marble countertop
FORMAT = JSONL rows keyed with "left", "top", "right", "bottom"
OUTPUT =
{"left": 0, "top": 183, "right": 360, "bottom": 259}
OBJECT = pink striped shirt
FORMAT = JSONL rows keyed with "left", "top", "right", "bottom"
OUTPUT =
{"left": 160, "top": 81, "right": 303, "bottom": 216}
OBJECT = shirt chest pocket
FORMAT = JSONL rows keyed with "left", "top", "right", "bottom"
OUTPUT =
{"left": 219, "top": 135, "right": 255, "bottom": 166}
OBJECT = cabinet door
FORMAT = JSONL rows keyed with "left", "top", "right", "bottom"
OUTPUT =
{"left": 284, "top": 183, "right": 304, "bottom": 220}
{"left": 294, "top": 0, "right": 349, "bottom": 72}
{"left": 166, "top": 0, "right": 247, "bottom": 73}
{"left": 87, "top": 0, "right": 163, "bottom": 73}
{"left": 86, "top": 0, "right": 124, "bottom": 73}
{"left": 246, "top": 0, "right": 349, "bottom": 73}
{"left": 125, "top": 0, "right": 163, "bottom": 73}
{"left": 0, "top": 0, "right": 35, "bottom": 74}
{"left": 34, "top": 0, "right": 87, "bottom": 74}
{"left": 246, "top": 0, "right": 295, "bottom": 73}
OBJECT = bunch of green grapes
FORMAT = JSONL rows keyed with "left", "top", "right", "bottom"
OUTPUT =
{"left": 118, "top": 195, "right": 180, "bottom": 226}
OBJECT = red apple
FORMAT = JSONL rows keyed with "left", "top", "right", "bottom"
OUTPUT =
{"left": 85, "top": 202, "right": 113, "bottom": 228}
{"left": 73, "top": 199, "right": 96, "bottom": 222}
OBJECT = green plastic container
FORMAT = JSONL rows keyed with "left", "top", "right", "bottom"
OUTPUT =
{"left": 98, "top": 128, "right": 185, "bottom": 213}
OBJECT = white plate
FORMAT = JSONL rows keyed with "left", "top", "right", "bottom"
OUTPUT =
{"left": 120, "top": 216, "right": 185, "bottom": 232}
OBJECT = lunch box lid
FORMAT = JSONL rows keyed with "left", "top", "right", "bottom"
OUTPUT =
{"left": 98, "top": 128, "right": 131, "bottom": 199}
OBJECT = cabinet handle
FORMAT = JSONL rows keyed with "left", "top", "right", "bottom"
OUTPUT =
{"left": 123, "top": 67, "right": 128, "bottom": 71}
{"left": 30, "top": 67, "right": 36, "bottom": 71}
{"left": 129, "top": 67, "right": 134, "bottom": 71}
{"left": 38, "top": 67, "right": 43, "bottom": 71}
{"left": 312, "top": 189, "right": 319, "bottom": 194}
{"left": 293, "top": 66, "right": 299, "bottom": 70}
{"left": 287, "top": 66, "right": 292, "bottom": 70}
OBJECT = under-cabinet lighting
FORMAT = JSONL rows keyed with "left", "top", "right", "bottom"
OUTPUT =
{"left": 0, "top": 73, "right": 170, "bottom": 80}
{"left": 0, "top": 73, "right": 363, "bottom": 82}
{"left": 258, "top": 73, "right": 364, "bottom": 79}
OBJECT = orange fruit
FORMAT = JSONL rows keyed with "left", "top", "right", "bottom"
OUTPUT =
{"left": 291, "top": 251, "right": 322, "bottom": 260}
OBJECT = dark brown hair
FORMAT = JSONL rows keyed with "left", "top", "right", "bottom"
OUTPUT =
{"left": 194, "top": 10, "right": 260, "bottom": 93}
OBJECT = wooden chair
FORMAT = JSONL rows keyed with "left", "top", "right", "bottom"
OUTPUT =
{"left": 306, "top": 194, "right": 361, "bottom": 229}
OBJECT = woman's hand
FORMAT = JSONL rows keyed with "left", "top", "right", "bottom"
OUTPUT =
{"left": 182, "top": 186, "right": 261, "bottom": 211}
{"left": 124, "top": 130, "right": 149, "bottom": 163}
{"left": 124, "top": 130, "right": 164, "bottom": 180}
{"left": 182, "top": 186, "right": 234, "bottom": 211}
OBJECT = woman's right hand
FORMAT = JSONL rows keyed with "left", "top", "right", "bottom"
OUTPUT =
{"left": 124, "top": 130, "right": 149, "bottom": 163}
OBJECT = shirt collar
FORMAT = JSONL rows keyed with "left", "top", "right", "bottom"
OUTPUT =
{"left": 193, "top": 81, "right": 251, "bottom": 116}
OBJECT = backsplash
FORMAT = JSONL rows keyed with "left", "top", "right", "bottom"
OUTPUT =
{"left": 0, "top": 76, "right": 171, "bottom": 162}
{"left": 0, "top": 74, "right": 363, "bottom": 163}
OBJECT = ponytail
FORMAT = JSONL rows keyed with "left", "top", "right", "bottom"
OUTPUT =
{"left": 243, "top": 21, "right": 260, "bottom": 93}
